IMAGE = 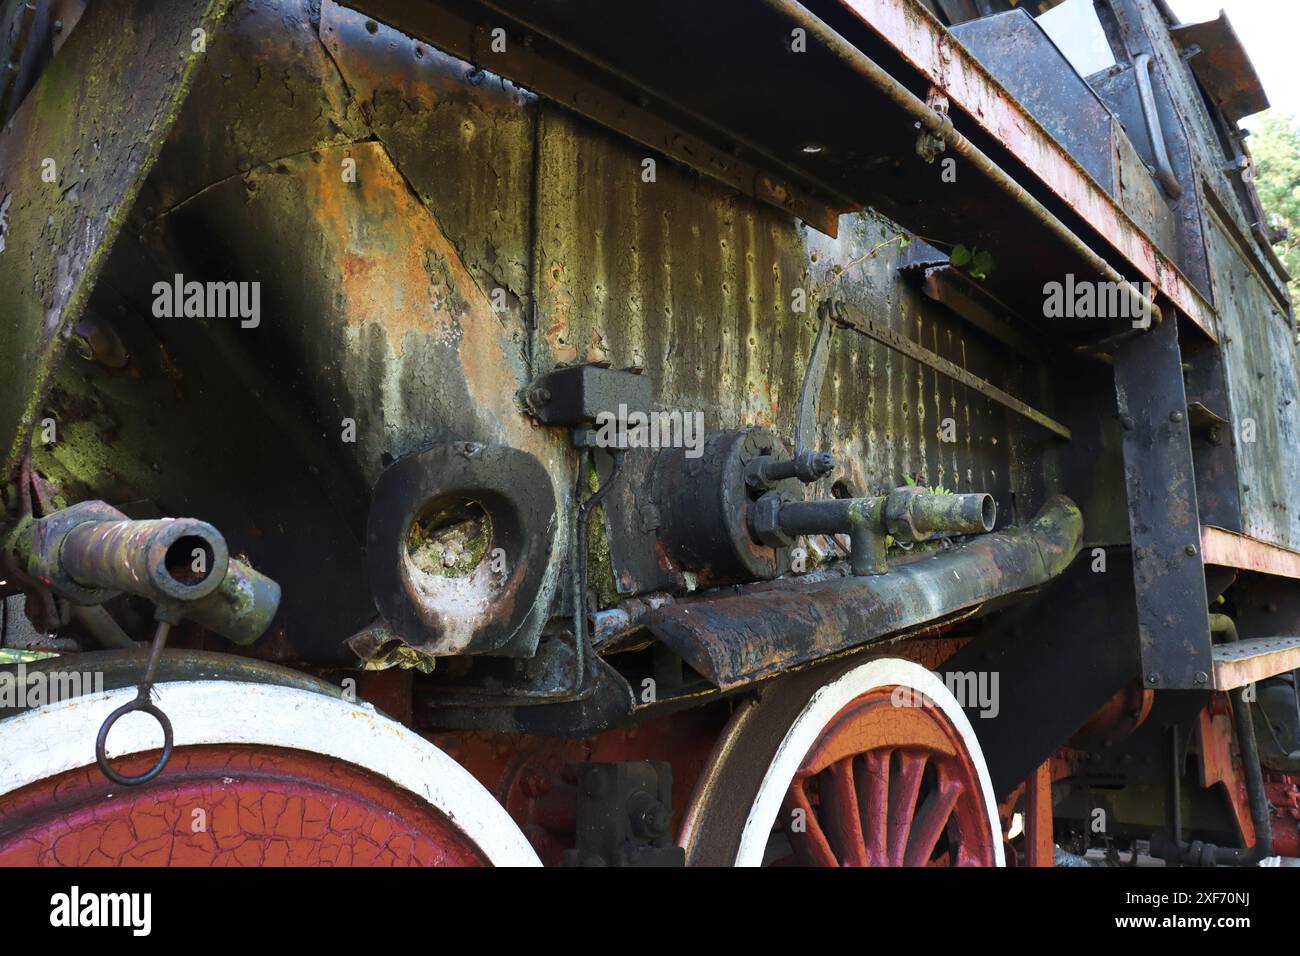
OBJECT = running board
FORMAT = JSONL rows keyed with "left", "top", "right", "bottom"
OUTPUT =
{"left": 1213, "top": 637, "right": 1300, "bottom": 690}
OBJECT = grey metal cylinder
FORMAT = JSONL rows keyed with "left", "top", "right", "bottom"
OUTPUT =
{"left": 182, "top": 557, "right": 282, "bottom": 646}
{"left": 60, "top": 517, "right": 230, "bottom": 602}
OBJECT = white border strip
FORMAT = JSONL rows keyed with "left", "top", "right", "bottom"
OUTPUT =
{"left": 0, "top": 681, "right": 540, "bottom": 867}
{"left": 735, "top": 658, "right": 1004, "bottom": 867}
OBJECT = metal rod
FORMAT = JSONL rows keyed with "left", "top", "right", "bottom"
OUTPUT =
{"left": 1133, "top": 54, "right": 1183, "bottom": 199}
{"left": 760, "top": 0, "right": 1163, "bottom": 329}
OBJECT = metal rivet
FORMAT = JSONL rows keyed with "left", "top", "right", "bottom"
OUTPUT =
{"left": 1146, "top": 672, "right": 1160, "bottom": 685}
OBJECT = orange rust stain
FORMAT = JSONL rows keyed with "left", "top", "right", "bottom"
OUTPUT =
{"left": 544, "top": 260, "right": 579, "bottom": 364}
{"left": 294, "top": 141, "right": 569, "bottom": 543}
{"left": 303, "top": 148, "right": 456, "bottom": 346}
{"left": 342, "top": 250, "right": 373, "bottom": 281}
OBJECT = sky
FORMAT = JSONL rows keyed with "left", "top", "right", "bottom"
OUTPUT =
{"left": 1168, "top": 0, "right": 1300, "bottom": 123}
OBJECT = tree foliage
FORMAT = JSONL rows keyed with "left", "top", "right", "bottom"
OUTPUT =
{"left": 1250, "top": 110, "right": 1300, "bottom": 302}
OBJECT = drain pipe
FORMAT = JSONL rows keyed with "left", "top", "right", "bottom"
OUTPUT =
{"left": 1151, "top": 614, "right": 1273, "bottom": 865}
{"left": 759, "top": 0, "right": 1162, "bottom": 329}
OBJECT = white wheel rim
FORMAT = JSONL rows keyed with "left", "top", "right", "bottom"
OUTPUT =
{"left": 0, "top": 680, "right": 540, "bottom": 867}
{"left": 734, "top": 658, "right": 1004, "bottom": 867}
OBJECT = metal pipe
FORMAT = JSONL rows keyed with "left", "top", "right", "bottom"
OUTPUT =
{"left": 759, "top": 0, "right": 1162, "bottom": 328}
{"left": 646, "top": 496, "right": 1083, "bottom": 689}
{"left": 771, "top": 489, "right": 995, "bottom": 576}
{"left": 1133, "top": 54, "right": 1183, "bottom": 200}
{"left": 60, "top": 517, "right": 230, "bottom": 603}
{"left": 71, "top": 604, "right": 139, "bottom": 650}
{"left": 776, "top": 497, "right": 884, "bottom": 536}
{"left": 9, "top": 501, "right": 280, "bottom": 646}
{"left": 888, "top": 489, "right": 996, "bottom": 538}
{"left": 181, "top": 557, "right": 282, "bottom": 646}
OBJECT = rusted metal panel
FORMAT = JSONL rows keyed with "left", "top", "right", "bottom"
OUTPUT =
{"left": 1202, "top": 527, "right": 1300, "bottom": 582}
{"left": 1170, "top": 13, "right": 1269, "bottom": 126}
{"left": 1205, "top": 207, "right": 1300, "bottom": 551}
{"left": 829, "top": 0, "right": 1217, "bottom": 338}
{"left": 1212, "top": 638, "right": 1300, "bottom": 692}
{"left": 533, "top": 107, "right": 1028, "bottom": 521}
{"left": 1113, "top": 314, "right": 1212, "bottom": 690}
{"left": 320, "top": 0, "right": 538, "bottom": 323}
{"left": 335, "top": 0, "right": 849, "bottom": 236}
{"left": 0, "top": 0, "right": 234, "bottom": 477}
{"left": 828, "top": 299, "right": 1070, "bottom": 439}
{"left": 637, "top": 496, "right": 1082, "bottom": 690}
{"left": 948, "top": 10, "right": 1118, "bottom": 195}
{"left": 340, "top": 0, "right": 1213, "bottom": 339}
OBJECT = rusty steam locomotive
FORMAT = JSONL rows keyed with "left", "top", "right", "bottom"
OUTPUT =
{"left": 0, "top": 0, "right": 1296, "bottom": 868}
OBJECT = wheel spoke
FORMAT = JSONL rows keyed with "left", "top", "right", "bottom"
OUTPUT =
{"left": 856, "top": 748, "right": 891, "bottom": 865}
{"left": 903, "top": 778, "right": 962, "bottom": 867}
{"left": 887, "top": 750, "right": 927, "bottom": 867}
{"left": 821, "top": 758, "right": 869, "bottom": 866}
{"left": 783, "top": 781, "right": 840, "bottom": 867}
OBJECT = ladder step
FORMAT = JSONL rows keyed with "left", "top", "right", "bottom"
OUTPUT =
{"left": 1212, "top": 637, "right": 1300, "bottom": 690}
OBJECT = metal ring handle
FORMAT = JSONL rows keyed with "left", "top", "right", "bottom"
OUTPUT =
{"left": 95, "top": 697, "right": 174, "bottom": 786}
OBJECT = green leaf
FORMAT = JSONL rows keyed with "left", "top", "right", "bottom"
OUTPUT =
{"left": 950, "top": 244, "right": 972, "bottom": 267}
{"left": 972, "top": 249, "right": 996, "bottom": 277}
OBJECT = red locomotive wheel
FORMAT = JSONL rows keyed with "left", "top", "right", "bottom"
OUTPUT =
{"left": 681, "top": 658, "right": 1003, "bottom": 866}
{"left": 0, "top": 745, "right": 486, "bottom": 867}
{"left": 779, "top": 690, "right": 996, "bottom": 866}
{"left": 0, "top": 680, "right": 539, "bottom": 867}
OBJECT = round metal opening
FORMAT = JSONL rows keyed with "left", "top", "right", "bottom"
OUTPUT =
{"left": 164, "top": 535, "right": 216, "bottom": 586}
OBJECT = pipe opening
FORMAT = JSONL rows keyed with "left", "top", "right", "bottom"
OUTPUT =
{"left": 979, "top": 494, "right": 996, "bottom": 532}
{"left": 164, "top": 535, "right": 216, "bottom": 586}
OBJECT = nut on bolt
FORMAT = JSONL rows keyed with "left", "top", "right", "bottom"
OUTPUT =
{"left": 749, "top": 491, "right": 793, "bottom": 549}
{"left": 744, "top": 449, "right": 836, "bottom": 490}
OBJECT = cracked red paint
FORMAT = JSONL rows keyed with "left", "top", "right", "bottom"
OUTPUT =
{"left": 0, "top": 745, "right": 486, "bottom": 867}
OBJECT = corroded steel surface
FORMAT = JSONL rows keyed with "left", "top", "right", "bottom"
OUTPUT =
{"left": 832, "top": 0, "right": 1217, "bottom": 337}
{"left": 1203, "top": 207, "right": 1300, "bottom": 551}
{"left": 1199, "top": 706, "right": 1257, "bottom": 848}
{"left": 1170, "top": 13, "right": 1269, "bottom": 126}
{"left": 16, "top": 0, "right": 1043, "bottom": 662}
{"left": 0, "top": 0, "right": 234, "bottom": 476}
{"left": 0, "top": 745, "right": 486, "bottom": 866}
{"left": 641, "top": 496, "right": 1082, "bottom": 689}
{"left": 1202, "top": 526, "right": 1300, "bottom": 581}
